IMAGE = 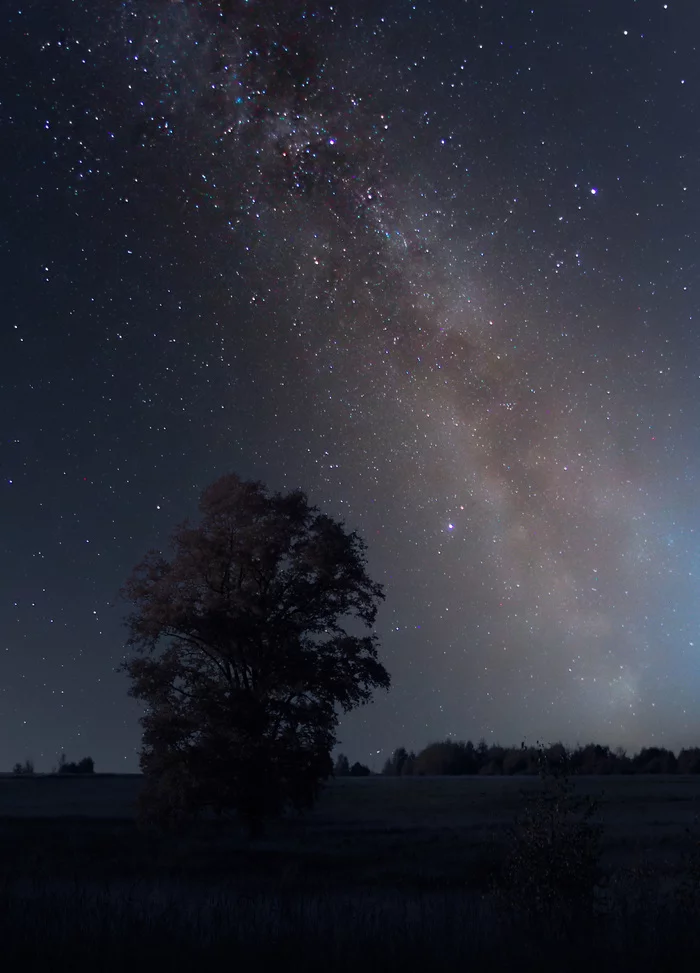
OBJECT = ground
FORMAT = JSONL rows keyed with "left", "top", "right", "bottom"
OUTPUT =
{"left": 1, "top": 774, "right": 699, "bottom": 971}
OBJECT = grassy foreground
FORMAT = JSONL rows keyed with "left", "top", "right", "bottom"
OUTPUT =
{"left": 1, "top": 775, "right": 700, "bottom": 971}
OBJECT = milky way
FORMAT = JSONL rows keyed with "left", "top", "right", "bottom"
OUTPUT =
{"left": 2, "top": 0, "right": 699, "bottom": 769}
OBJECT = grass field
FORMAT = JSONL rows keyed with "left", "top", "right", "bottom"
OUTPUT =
{"left": 1, "top": 774, "right": 700, "bottom": 971}
{"left": 3, "top": 772, "right": 700, "bottom": 868}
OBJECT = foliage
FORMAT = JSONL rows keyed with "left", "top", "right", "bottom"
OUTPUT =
{"left": 678, "top": 748, "right": 700, "bottom": 774}
{"left": 412, "top": 740, "right": 479, "bottom": 776}
{"left": 55, "top": 754, "right": 95, "bottom": 774}
{"left": 495, "top": 748, "right": 604, "bottom": 920}
{"left": 501, "top": 744, "right": 539, "bottom": 776}
{"left": 386, "top": 737, "right": 700, "bottom": 777}
{"left": 333, "top": 753, "right": 350, "bottom": 777}
{"left": 349, "top": 761, "right": 371, "bottom": 777}
{"left": 631, "top": 746, "right": 677, "bottom": 774}
{"left": 381, "top": 746, "right": 408, "bottom": 776}
{"left": 119, "top": 473, "right": 390, "bottom": 836}
{"left": 381, "top": 746, "right": 417, "bottom": 775}
{"left": 402, "top": 750, "right": 417, "bottom": 775}
{"left": 11, "top": 759, "right": 34, "bottom": 776}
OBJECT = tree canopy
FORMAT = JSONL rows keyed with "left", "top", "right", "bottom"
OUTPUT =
{"left": 119, "top": 473, "right": 390, "bottom": 834}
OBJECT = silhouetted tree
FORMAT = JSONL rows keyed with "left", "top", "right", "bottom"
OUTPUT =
{"left": 678, "top": 748, "right": 700, "bottom": 774}
{"left": 413, "top": 740, "right": 483, "bottom": 775}
{"left": 402, "top": 750, "right": 417, "bottom": 775}
{"left": 119, "top": 473, "right": 390, "bottom": 837}
{"left": 334, "top": 753, "right": 350, "bottom": 777}
{"left": 612, "top": 746, "right": 633, "bottom": 774}
{"left": 13, "top": 758, "right": 35, "bottom": 776}
{"left": 382, "top": 746, "right": 408, "bottom": 776}
{"left": 454, "top": 740, "right": 478, "bottom": 774}
{"left": 502, "top": 746, "right": 539, "bottom": 776}
{"left": 11, "top": 761, "right": 34, "bottom": 776}
{"left": 349, "top": 761, "right": 371, "bottom": 776}
{"left": 479, "top": 745, "right": 506, "bottom": 775}
{"left": 632, "top": 746, "right": 677, "bottom": 774}
{"left": 569, "top": 743, "right": 617, "bottom": 775}
{"left": 56, "top": 755, "right": 95, "bottom": 774}
{"left": 379, "top": 737, "right": 697, "bottom": 777}
{"left": 413, "top": 741, "right": 453, "bottom": 775}
{"left": 542, "top": 742, "right": 568, "bottom": 773}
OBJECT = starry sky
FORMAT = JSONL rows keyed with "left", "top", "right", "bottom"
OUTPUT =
{"left": 2, "top": 0, "right": 699, "bottom": 772}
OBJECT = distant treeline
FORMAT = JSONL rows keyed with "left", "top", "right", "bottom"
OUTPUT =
{"left": 374, "top": 741, "right": 700, "bottom": 776}
{"left": 11, "top": 755, "right": 95, "bottom": 776}
{"left": 333, "top": 754, "right": 372, "bottom": 777}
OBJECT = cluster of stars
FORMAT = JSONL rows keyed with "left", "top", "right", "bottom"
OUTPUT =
{"left": 0, "top": 0, "right": 699, "bottom": 770}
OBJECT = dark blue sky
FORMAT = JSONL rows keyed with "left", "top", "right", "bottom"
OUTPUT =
{"left": 2, "top": 0, "right": 699, "bottom": 772}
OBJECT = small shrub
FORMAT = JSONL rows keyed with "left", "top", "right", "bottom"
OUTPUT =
{"left": 11, "top": 759, "right": 34, "bottom": 776}
{"left": 494, "top": 747, "right": 604, "bottom": 921}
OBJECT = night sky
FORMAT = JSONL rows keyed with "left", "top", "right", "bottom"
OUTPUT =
{"left": 2, "top": 0, "right": 699, "bottom": 773}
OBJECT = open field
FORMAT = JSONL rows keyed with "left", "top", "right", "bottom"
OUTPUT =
{"left": 2, "top": 773, "right": 700, "bottom": 879}
{"left": 2, "top": 772, "right": 700, "bottom": 859}
{"left": 5, "top": 770, "right": 700, "bottom": 821}
{"left": 1, "top": 774, "right": 700, "bottom": 971}
{"left": 1, "top": 773, "right": 700, "bottom": 895}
